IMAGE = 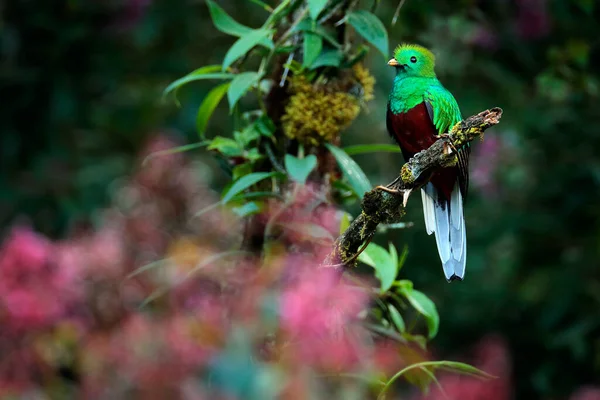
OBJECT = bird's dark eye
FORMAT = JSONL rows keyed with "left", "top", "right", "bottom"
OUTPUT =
{"left": 410, "top": 56, "right": 417, "bottom": 63}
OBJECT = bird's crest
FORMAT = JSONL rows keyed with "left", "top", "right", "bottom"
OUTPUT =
{"left": 393, "top": 43, "right": 435, "bottom": 64}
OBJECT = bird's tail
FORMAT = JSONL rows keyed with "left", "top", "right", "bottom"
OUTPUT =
{"left": 421, "top": 182, "right": 467, "bottom": 282}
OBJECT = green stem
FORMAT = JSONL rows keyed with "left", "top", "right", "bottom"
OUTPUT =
{"left": 249, "top": 0, "right": 273, "bottom": 12}
{"left": 377, "top": 361, "right": 449, "bottom": 400}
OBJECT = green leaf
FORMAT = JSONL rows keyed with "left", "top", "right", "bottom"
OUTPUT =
{"left": 310, "top": 48, "right": 343, "bottom": 69}
{"left": 294, "top": 19, "right": 341, "bottom": 49}
{"left": 358, "top": 242, "right": 398, "bottom": 293}
{"left": 222, "top": 29, "right": 274, "bottom": 71}
{"left": 142, "top": 141, "right": 208, "bottom": 166}
{"left": 434, "top": 361, "right": 496, "bottom": 379}
{"left": 248, "top": 0, "right": 273, "bottom": 11}
{"left": 228, "top": 72, "right": 261, "bottom": 109}
{"left": 232, "top": 201, "right": 261, "bottom": 217}
{"left": 339, "top": 212, "right": 351, "bottom": 235}
{"left": 206, "top": 0, "right": 252, "bottom": 36}
{"left": 197, "top": 82, "right": 230, "bottom": 139}
{"left": 206, "top": 0, "right": 274, "bottom": 47}
{"left": 388, "top": 304, "right": 406, "bottom": 333}
{"left": 389, "top": 242, "right": 398, "bottom": 270}
{"left": 325, "top": 144, "right": 372, "bottom": 199}
{"left": 303, "top": 32, "right": 323, "bottom": 68}
{"left": 234, "top": 124, "right": 260, "bottom": 146}
{"left": 401, "top": 333, "right": 428, "bottom": 350}
{"left": 222, "top": 172, "right": 278, "bottom": 203}
{"left": 343, "top": 144, "right": 402, "bottom": 156}
{"left": 377, "top": 361, "right": 493, "bottom": 400}
{"left": 163, "top": 65, "right": 234, "bottom": 99}
{"left": 243, "top": 148, "right": 263, "bottom": 162}
{"left": 231, "top": 191, "right": 283, "bottom": 202}
{"left": 232, "top": 163, "right": 252, "bottom": 181}
{"left": 194, "top": 201, "right": 222, "bottom": 218}
{"left": 397, "top": 244, "right": 409, "bottom": 273}
{"left": 347, "top": 11, "right": 389, "bottom": 58}
{"left": 256, "top": 115, "right": 276, "bottom": 137}
{"left": 207, "top": 136, "right": 243, "bottom": 157}
{"left": 264, "top": 0, "right": 294, "bottom": 26}
{"left": 284, "top": 154, "right": 317, "bottom": 184}
{"left": 401, "top": 289, "right": 439, "bottom": 339}
{"left": 307, "top": 0, "right": 328, "bottom": 20}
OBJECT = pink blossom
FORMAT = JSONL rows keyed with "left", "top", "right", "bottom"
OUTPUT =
{"left": 0, "top": 226, "right": 51, "bottom": 286}
{"left": 0, "top": 227, "right": 78, "bottom": 332}
{"left": 281, "top": 257, "right": 368, "bottom": 370}
{"left": 2, "top": 289, "right": 64, "bottom": 332}
{"left": 81, "top": 314, "right": 207, "bottom": 396}
{"left": 471, "top": 136, "right": 504, "bottom": 198}
{"left": 570, "top": 387, "right": 600, "bottom": 400}
{"left": 468, "top": 26, "right": 498, "bottom": 50}
{"left": 114, "top": 0, "right": 153, "bottom": 32}
{"left": 516, "top": 0, "right": 550, "bottom": 39}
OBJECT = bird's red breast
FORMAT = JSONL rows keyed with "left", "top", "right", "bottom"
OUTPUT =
{"left": 386, "top": 102, "right": 458, "bottom": 201}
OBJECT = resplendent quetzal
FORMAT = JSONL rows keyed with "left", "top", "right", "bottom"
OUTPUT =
{"left": 386, "top": 44, "right": 469, "bottom": 282}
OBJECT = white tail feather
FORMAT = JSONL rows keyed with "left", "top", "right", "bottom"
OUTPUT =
{"left": 422, "top": 183, "right": 467, "bottom": 281}
{"left": 421, "top": 187, "right": 436, "bottom": 235}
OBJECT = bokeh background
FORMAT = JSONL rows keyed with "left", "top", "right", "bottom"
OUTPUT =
{"left": 2, "top": 0, "right": 600, "bottom": 398}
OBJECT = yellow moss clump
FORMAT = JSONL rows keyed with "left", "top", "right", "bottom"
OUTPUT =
{"left": 353, "top": 63, "right": 375, "bottom": 102}
{"left": 282, "top": 76, "right": 360, "bottom": 145}
{"left": 400, "top": 164, "right": 414, "bottom": 184}
{"left": 281, "top": 64, "right": 375, "bottom": 145}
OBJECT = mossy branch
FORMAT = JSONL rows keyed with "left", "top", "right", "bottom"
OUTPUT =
{"left": 323, "top": 107, "right": 503, "bottom": 267}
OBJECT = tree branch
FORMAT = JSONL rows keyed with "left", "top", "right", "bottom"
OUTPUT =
{"left": 323, "top": 107, "right": 503, "bottom": 267}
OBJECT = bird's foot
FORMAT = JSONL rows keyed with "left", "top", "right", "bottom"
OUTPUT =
{"left": 376, "top": 185, "right": 400, "bottom": 194}
{"left": 402, "top": 189, "right": 412, "bottom": 207}
{"left": 439, "top": 133, "right": 458, "bottom": 155}
{"left": 376, "top": 186, "right": 412, "bottom": 207}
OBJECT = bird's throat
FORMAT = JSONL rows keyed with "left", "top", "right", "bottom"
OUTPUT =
{"left": 389, "top": 75, "right": 438, "bottom": 114}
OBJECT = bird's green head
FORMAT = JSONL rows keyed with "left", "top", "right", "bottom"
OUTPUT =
{"left": 388, "top": 44, "right": 436, "bottom": 78}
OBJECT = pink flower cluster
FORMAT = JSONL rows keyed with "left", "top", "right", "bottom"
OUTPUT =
{"left": 281, "top": 257, "right": 368, "bottom": 370}
{"left": 0, "top": 227, "right": 79, "bottom": 334}
{"left": 0, "top": 135, "right": 378, "bottom": 397}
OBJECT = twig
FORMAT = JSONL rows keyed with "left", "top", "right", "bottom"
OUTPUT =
{"left": 323, "top": 107, "right": 503, "bottom": 268}
{"left": 392, "top": 0, "right": 407, "bottom": 25}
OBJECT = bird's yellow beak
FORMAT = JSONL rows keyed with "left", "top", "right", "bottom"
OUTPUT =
{"left": 388, "top": 58, "right": 399, "bottom": 67}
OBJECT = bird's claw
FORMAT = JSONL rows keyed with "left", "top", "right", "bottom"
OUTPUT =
{"left": 439, "top": 133, "right": 458, "bottom": 155}
{"left": 376, "top": 186, "right": 412, "bottom": 207}
{"left": 376, "top": 185, "right": 400, "bottom": 194}
{"left": 402, "top": 189, "right": 412, "bottom": 207}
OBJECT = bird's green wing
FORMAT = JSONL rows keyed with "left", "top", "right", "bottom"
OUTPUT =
{"left": 424, "top": 84, "right": 462, "bottom": 134}
{"left": 424, "top": 84, "right": 469, "bottom": 198}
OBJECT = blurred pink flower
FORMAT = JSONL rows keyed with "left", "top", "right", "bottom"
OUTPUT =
{"left": 114, "top": 0, "right": 152, "bottom": 32}
{"left": 469, "top": 26, "right": 498, "bottom": 50}
{"left": 82, "top": 314, "right": 207, "bottom": 397}
{"left": 471, "top": 136, "right": 504, "bottom": 198}
{"left": 281, "top": 257, "right": 368, "bottom": 370}
{"left": 135, "top": 135, "right": 186, "bottom": 191}
{"left": 0, "top": 227, "right": 80, "bottom": 332}
{"left": 570, "top": 387, "right": 600, "bottom": 400}
{"left": 0, "top": 226, "right": 51, "bottom": 285}
{"left": 516, "top": 0, "right": 550, "bottom": 39}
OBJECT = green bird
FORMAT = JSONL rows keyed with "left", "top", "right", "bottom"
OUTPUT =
{"left": 386, "top": 44, "right": 469, "bottom": 281}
